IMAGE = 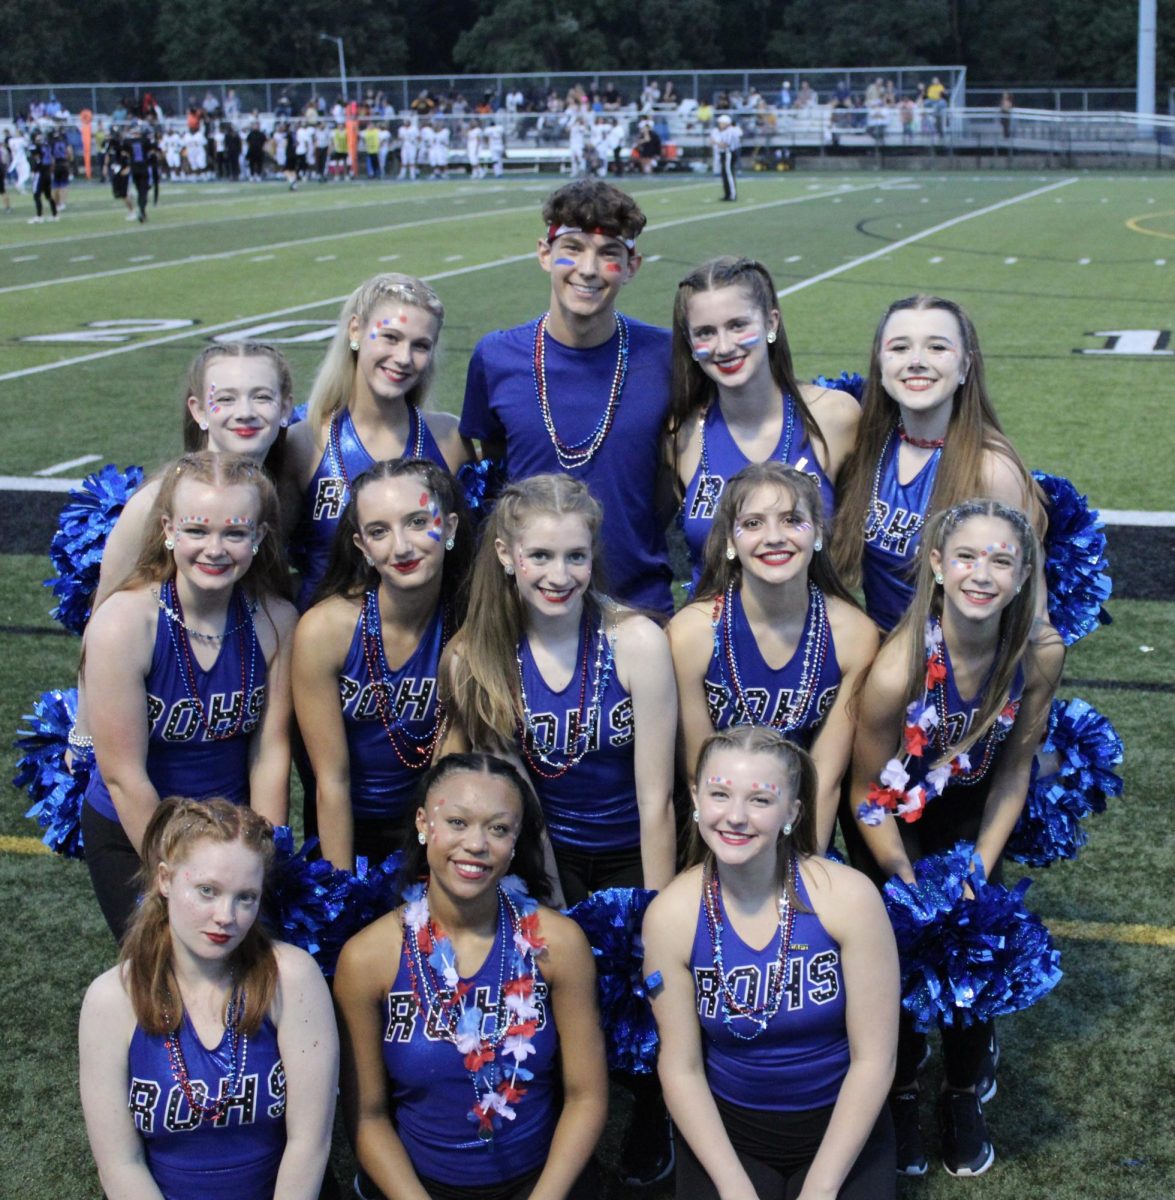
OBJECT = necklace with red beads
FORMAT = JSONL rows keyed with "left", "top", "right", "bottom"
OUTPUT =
{"left": 161, "top": 579, "right": 258, "bottom": 740}
{"left": 897, "top": 421, "right": 946, "bottom": 450}
{"left": 531, "top": 312, "right": 629, "bottom": 469}
{"left": 327, "top": 403, "right": 425, "bottom": 495}
{"left": 866, "top": 425, "right": 943, "bottom": 552}
{"left": 359, "top": 587, "right": 451, "bottom": 768}
{"left": 163, "top": 986, "right": 248, "bottom": 1121}
{"left": 703, "top": 857, "right": 796, "bottom": 1040}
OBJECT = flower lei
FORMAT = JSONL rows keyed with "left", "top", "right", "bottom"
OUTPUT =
{"left": 858, "top": 617, "right": 1019, "bottom": 826}
{"left": 401, "top": 875, "right": 547, "bottom": 1142}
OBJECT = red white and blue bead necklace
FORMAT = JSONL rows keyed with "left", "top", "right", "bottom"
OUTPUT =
{"left": 531, "top": 313, "right": 629, "bottom": 469}
{"left": 712, "top": 581, "right": 829, "bottom": 734}
{"left": 326, "top": 403, "right": 425, "bottom": 496}
{"left": 163, "top": 987, "right": 248, "bottom": 1121}
{"left": 698, "top": 391, "right": 795, "bottom": 482}
{"left": 359, "top": 588, "right": 451, "bottom": 769}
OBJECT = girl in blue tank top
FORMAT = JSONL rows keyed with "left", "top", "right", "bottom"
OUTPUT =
{"left": 333, "top": 754, "right": 606, "bottom": 1200}
{"left": 670, "top": 464, "right": 878, "bottom": 853}
{"left": 850, "top": 500, "right": 1064, "bottom": 1177}
{"left": 79, "top": 798, "right": 337, "bottom": 1200}
{"left": 284, "top": 274, "right": 473, "bottom": 610}
{"left": 829, "top": 294, "right": 1042, "bottom": 633}
{"left": 80, "top": 452, "right": 299, "bottom": 942}
{"left": 293, "top": 459, "right": 473, "bottom": 873}
{"left": 666, "top": 257, "right": 859, "bottom": 586}
{"left": 443, "top": 474, "right": 678, "bottom": 904}
{"left": 643, "top": 725, "right": 899, "bottom": 1200}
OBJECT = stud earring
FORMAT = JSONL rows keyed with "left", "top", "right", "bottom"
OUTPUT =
{"left": 935, "top": 572, "right": 944, "bottom": 585}
{"left": 164, "top": 538, "right": 175, "bottom": 551}
{"left": 813, "top": 538, "right": 823, "bottom": 552}
{"left": 349, "top": 339, "right": 360, "bottom": 352}
{"left": 444, "top": 536, "right": 455, "bottom": 551}
{"left": 1015, "top": 584, "right": 1022, "bottom": 595}
{"left": 251, "top": 544, "right": 259, "bottom": 557}
{"left": 279, "top": 418, "right": 289, "bottom": 428}
{"left": 504, "top": 564, "right": 515, "bottom": 576}
{"left": 198, "top": 421, "right": 209, "bottom": 432}
{"left": 417, "top": 831, "right": 427, "bottom": 845}
{"left": 766, "top": 330, "right": 777, "bottom": 344}
{"left": 725, "top": 546, "right": 737, "bottom": 561}
{"left": 692, "top": 809, "right": 700, "bottom": 823}
{"left": 783, "top": 822, "right": 793, "bottom": 836}
{"left": 364, "top": 554, "right": 374, "bottom": 567}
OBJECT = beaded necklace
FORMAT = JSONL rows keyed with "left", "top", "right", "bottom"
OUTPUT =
{"left": 326, "top": 404, "right": 425, "bottom": 495}
{"left": 702, "top": 857, "right": 796, "bottom": 1041}
{"left": 865, "top": 425, "right": 942, "bottom": 552}
{"left": 163, "top": 987, "right": 248, "bottom": 1121}
{"left": 359, "top": 587, "right": 450, "bottom": 768}
{"left": 531, "top": 312, "right": 629, "bottom": 469}
{"left": 154, "top": 586, "right": 258, "bottom": 645}
{"left": 858, "top": 616, "right": 1020, "bottom": 825}
{"left": 401, "top": 876, "right": 546, "bottom": 1142}
{"left": 698, "top": 391, "right": 795, "bottom": 482}
{"left": 162, "top": 579, "right": 258, "bottom": 740}
{"left": 897, "top": 422, "right": 946, "bottom": 450}
{"left": 516, "top": 609, "right": 615, "bottom": 779}
{"left": 712, "top": 582, "right": 829, "bottom": 734}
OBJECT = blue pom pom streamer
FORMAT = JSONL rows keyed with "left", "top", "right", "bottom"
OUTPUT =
{"left": 288, "top": 402, "right": 308, "bottom": 428}
{"left": 45, "top": 464, "right": 145, "bottom": 635}
{"left": 268, "top": 830, "right": 403, "bottom": 976}
{"left": 1033, "top": 471, "right": 1112, "bottom": 646}
{"left": 13, "top": 687, "right": 87, "bottom": 858}
{"left": 811, "top": 371, "right": 865, "bottom": 404}
{"left": 883, "top": 842, "right": 1062, "bottom": 1032}
{"left": 564, "top": 887, "right": 659, "bottom": 1075}
{"left": 1007, "top": 697, "right": 1125, "bottom": 867}
{"left": 456, "top": 457, "right": 508, "bottom": 521}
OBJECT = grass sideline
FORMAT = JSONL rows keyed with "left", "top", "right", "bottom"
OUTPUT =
{"left": 2, "top": 170, "right": 1173, "bottom": 1197}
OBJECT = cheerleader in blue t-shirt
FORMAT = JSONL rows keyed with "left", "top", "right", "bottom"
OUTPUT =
{"left": 643, "top": 725, "right": 899, "bottom": 1200}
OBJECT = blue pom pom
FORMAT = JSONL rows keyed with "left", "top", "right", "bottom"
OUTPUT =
{"left": 884, "top": 843, "right": 1062, "bottom": 1032}
{"left": 1033, "top": 471, "right": 1112, "bottom": 646}
{"left": 45, "top": 464, "right": 145, "bottom": 635}
{"left": 13, "top": 688, "right": 87, "bottom": 858}
{"left": 456, "top": 458, "right": 508, "bottom": 520}
{"left": 1007, "top": 697, "right": 1125, "bottom": 866}
{"left": 811, "top": 371, "right": 865, "bottom": 404}
{"left": 267, "top": 833, "right": 403, "bottom": 976}
{"left": 288, "top": 403, "right": 308, "bottom": 428}
{"left": 564, "top": 887, "right": 659, "bottom": 1075}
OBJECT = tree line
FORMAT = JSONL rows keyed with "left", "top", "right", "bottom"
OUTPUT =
{"left": 0, "top": 0, "right": 1168, "bottom": 92}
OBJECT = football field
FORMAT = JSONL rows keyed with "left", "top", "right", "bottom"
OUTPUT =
{"left": 1, "top": 168, "right": 1172, "bottom": 1197}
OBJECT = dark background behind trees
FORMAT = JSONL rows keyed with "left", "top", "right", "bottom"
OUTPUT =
{"left": 0, "top": 0, "right": 1169, "bottom": 90}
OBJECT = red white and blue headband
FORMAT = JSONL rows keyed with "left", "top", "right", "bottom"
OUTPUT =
{"left": 546, "top": 223, "right": 637, "bottom": 251}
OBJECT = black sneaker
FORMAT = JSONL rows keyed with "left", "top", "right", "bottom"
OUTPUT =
{"left": 890, "top": 1088, "right": 928, "bottom": 1176}
{"left": 975, "top": 1027, "right": 1000, "bottom": 1103}
{"left": 940, "top": 1090, "right": 995, "bottom": 1177}
{"left": 618, "top": 1100, "right": 675, "bottom": 1187}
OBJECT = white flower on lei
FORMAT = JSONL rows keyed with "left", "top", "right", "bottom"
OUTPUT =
{"left": 879, "top": 758, "right": 910, "bottom": 792}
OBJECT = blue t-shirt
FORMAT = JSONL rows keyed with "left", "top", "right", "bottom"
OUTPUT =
{"left": 292, "top": 406, "right": 449, "bottom": 610}
{"left": 691, "top": 865, "right": 849, "bottom": 1111}
{"left": 339, "top": 595, "right": 448, "bottom": 821}
{"left": 861, "top": 428, "right": 942, "bottom": 633}
{"left": 128, "top": 1012, "right": 286, "bottom": 1200}
{"left": 85, "top": 594, "right": 266, "bottom": 823}
{"left": 383, "top": 905, "right": 558, "bottom": 1186}
{"left": 703, "top": 583, "right": 841, "bottom": 751}
{"left": 460, "top": 316, "right": 674, "bottom": 616}
{"left": 680, "top": 395, "right": 835, "bottom": 586}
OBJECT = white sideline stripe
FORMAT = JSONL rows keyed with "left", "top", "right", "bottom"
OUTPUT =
{"left": 0, "top": 182, "right": 883, "bottom": 384}
{"left": 775, "top": 177, "right": 1079, "bottom": 299}
{"left": 34, "top": 455, "right": 102, "bottom": 477}
{"left": 0, "top": 252, "right": 535, "bottom": 383}
{"left": 1101, "top": 509, "right": 1175, "bottom": 527}
{"left": 0, "top": 176, "right": 725, "bottom": 297}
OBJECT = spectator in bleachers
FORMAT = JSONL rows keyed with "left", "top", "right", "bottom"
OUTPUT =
{"left": 662, "top": 80, "right": 678, "bottom": 106}
{"left": 926, "top": 76, "right": 947, "bottom": 134}
{"left": 779, "top": 80, "right": 793, "bottom": 109}
{"left": 225, "top": 88, "right": 240, "bottom": 119}
{"left": 884, "top": 79, "right": 897, "bottom": 105}
{"left": 797, "top": 79, "right": 816, "bottom": 107}
{"left": 900, "top": 95, "right": 916, "bottom": 141}
{"left": 602, "top": 80, "right": 622, "bottom": 111}
{"left": 1000, "top": 92, "right": 1014, "bottom": 138}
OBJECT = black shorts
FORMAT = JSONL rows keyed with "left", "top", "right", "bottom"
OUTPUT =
{"left": 112, "top": 172, "right": 129, "bottom": 199}
{"left": 54, "top": 165, "right": 70, "bottom": 185}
